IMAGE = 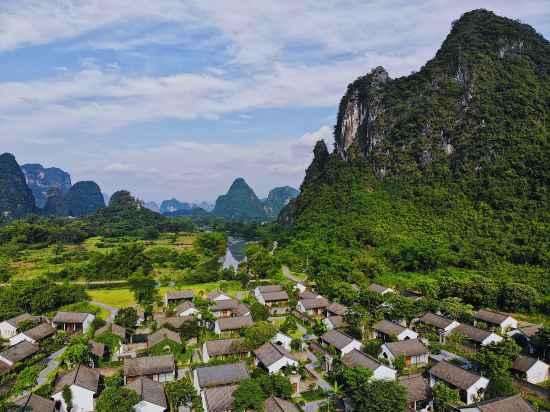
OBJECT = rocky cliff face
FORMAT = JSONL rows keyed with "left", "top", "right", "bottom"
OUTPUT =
{"left": 213, "top": 178, "right": 267, "bottom": 221}
{"left": 64, "top": 181, "right": 105, "bottom": 217}
{"left": 43, "top": 188, "right": 68, "bottom": 217}
{"left": 331, "top": 9, "right": 550, "bottom": 192}
{"left": 160, "top": 198, "right": 192, "bottom": 214}
{"left": 263, "top": 186, "right": 299, "bottom": 219}
{"left": 21, "top": 164, "right": 71, "bottom": 208}
{"left": 144, "top": 201, "right": 160, "bottom": 213}
{"left": 0, "top": 153, "right": 36, "bottom": 220}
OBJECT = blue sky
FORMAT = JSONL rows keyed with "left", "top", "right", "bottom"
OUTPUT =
{"left": 1, "top": 1, "right": 549, "bottom": 203}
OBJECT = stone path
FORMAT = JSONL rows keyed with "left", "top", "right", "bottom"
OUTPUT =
{"left": 91, "top": 301, "right": 119, "bottom": 322}
{"left": 281, "top": 265, "right": 302, "bottom": 283}
{"left": 37, "top": 347, "right": 66, "bottom": 386}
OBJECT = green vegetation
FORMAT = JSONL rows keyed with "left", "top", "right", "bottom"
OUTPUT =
{"left": 234, "top": 373, "right": 292, "bottom": 411}
{"left": 95, "top": 387, "right": 139, "bottom": 412}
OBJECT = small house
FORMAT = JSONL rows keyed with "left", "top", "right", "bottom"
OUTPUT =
{"left": 272, "top": 332, "right": 293, "bottom": 351}
{"left": 263, "top": 396, "right": 300, "bottom": 412}
{"left": 418, "top": 312, "right": 460, "bottom": 340}
{"left": 341, "top": 349, "right": 396, "bottom": 381}
{"left": 299, "top": 290, "right": 319, "bottom": 300}
{"left": 202, "top": 338, "right": 249, "bottom": 363}
{"left": 52, "top": 364, "right": 100, "bottom": 412}
{"left": 13, "top": 393, "right": 55, "bottom": 412}
{"left": 0, "top": 340, "right": 39, "bottom": 367}
{"left": 297, "top": 297, "right": 330, "bottom": 317}
{"left": 254, "top": 342, "right": 298, "bottom": 374}
{"left": 508, "top": 323, "right": 543, "bottom": 355}
{"left": 473, "top": 309, "right": 518, "bottom": 333}
{"left": 147, "top": 328, "right": 182, "bottom": 351}
{"left": 193, "top": 361, "right": 250, "bottom": 391}
{"left": 454, "top": 324, "right": 503, "bottom": 347}
{"left": 379, "top": 339, "right": 429, "bottom": 367}
{"left": 323, "top": 315, "right": 349, "bottom": 331}
{"left": 372, "top": 319, "right": 418, "bottom": 342}
{"left": 124, "top": 354, "right": 176, "bottom": 384}
{"left": 201, "top": 384, "right": 239, "bottom": 412}
{"left": 0, "top": 313, "right": 40, "bottom": 339}
{"left": 126, "top": 376, "right": 168, "bottom": 412}
{"left": 52, "top": 312, "right": 95, "bottom": 333}
{"left": 367, "top": 283, "right": 394, "bottom": 295}
{"left": 320, "top": 330, "right": 362, "bottom": 356}
{"left": 255, "top": 285, "right": 289, "bottom": 315}
{"left": 214, "top": 315, "right": 254, "bottom": 336}
{"left": 399, "top": 374, "right": 433, "bottom": 412}
{"left": 211, "top": 299, "right": 241, "bottom": 318}
{"left": 88, "top": 340, "right": 106, "bottom": 366}
{"left": 429, "top": 361, "right": 489, "bottom": 405}
{"left": 208, "top": 291, "right": 232, "bottom": 301}
{"left": 459, "top": 394, "right": 536, "bottom": 412}
{"left": 9, "top": 322, "right": 56, "bottom": 346}
{"left": 94, "top": 322, "right": 127, "bottom": 342}
{"left": 174, "top": 301, "right": 199, "bottom": 317}
{"left": 326, "top": 302, "right": 348, "bottom": 318}
{"left": 165, "top": 290, "right": 194, "bottom": 306}
{"left": 512, "top": 355, "right": 549, "bottom": 384}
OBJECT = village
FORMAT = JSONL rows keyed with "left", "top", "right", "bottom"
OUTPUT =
{"left": 0, "top": 274, "right": 547, "bottom": 412}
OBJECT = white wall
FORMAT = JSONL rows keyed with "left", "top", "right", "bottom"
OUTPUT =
{"left": 465, "top": 377, "right": 489, "bottom": 405}
{"left": 501, "top": 317, "right": 518, "bottom": 331}
{"left": 83, "top": 315, "right": 95, "bottom": 333}
{"left": 0, "top": 322, "right": 17, "bottom": 339}
{"left": 341, "top": 340, "right": 362, "bottom": 356}
{"left": 323, "top": 318, "right": 335, "bottom": 330}
{"left": 396, "top": 329, "right": 418, "bottom": 341}
{"left": 53, "top": 385, "right": 95, "bottom": 412}
{"left": 178, "top": 308, "right": 198, "bottom": 317}
{"left": 134, "top": 400, "right": 165, "bottom": 412}
{"left": 372, "top": 365, "right": 397, "bottom": 381}
{"left": 481, "top": 333, "right": 503, "bottom": 346}
{"left": 526, "top": 360, "right": 550, "bottom": 384}
{"left": 267, "top": 357, "right": 298, "bottom": 374}
{"left": 272, "top": 333, "right": 292, "bottom": 351}
{"left": 202, "top": 343, "right": 210, "bottom": 363}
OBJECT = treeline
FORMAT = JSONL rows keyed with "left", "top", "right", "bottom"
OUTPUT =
{"left": 0, "top": 278, "right": 87, "bottom": 320}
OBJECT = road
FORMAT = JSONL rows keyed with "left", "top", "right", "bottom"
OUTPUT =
{"left": 281, "top": 265, "right": 302, "bottom": 283}
{"left": 37, "top": 347, "right": 66, "bottom": 386}
{"left": 91, "top": 301, "right": 118, "bottom": 322}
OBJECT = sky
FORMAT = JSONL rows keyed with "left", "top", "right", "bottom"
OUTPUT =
{"left": 1, "top": 1, "right": 549, "bottom": 203}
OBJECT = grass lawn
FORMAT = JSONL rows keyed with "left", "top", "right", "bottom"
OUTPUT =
{"left": 88, "top": 281, "right": 246, "bottom": 308}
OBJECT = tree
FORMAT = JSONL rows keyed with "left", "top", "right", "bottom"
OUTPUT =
{"left": 433, "top": 382, "right": 460, "bottom": 411}
{"left": 250, "top": 301, "right": 270, "bottom": 322}
{"left": 498, "top": 283, "right": 537, "bottom": 312}
{"left": 61, "top": 342, "right": 91, "bottom": 368}
{"left": 114, "top": 307, "right": 138, "bottom": 329}
{"left": 244, "top": 321, "right": 277, "bottom": 349}
{"left": 393, "top": 354, "right": 406, "bottom": 373}
{"left": 351, "top": 378, "right": 406, "bottom": 412}
{"left": 62, "top": 385, "right": 73, "bottom": 412}
{"left": 165, "top": 378, "right": 198, "bottom": 411}
{"left": 233, "top": 380, "right": 265, "bottom": 411}
{"left": 536, "top": 325, "right": 550, "bottom": 359}
{"left": 96, "top": 387, "right": 139, "bottom": 412}
{"left": 194, "top": 232, "right": 227, "bottom": 257}
{"left": 473, "top": 342, "right": 518, "bottom": 398}
{"left": 128, "top": 272, "right": 158, "bottom": 305}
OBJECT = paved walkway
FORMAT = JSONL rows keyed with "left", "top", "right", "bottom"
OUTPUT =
{"left": 37, "top": 347, "right": 66, "bottom": 386}
{"left": 303, "top": 400, "right": 326, "bottom": 412}
{"left": 305, "top": 363, "right": 331, "bottom": 391}
{"left": 281, "top": 265, "right": 302, "bottom": 283}
{"left": 91, "top": 301, "right": 118, "bottom": 322}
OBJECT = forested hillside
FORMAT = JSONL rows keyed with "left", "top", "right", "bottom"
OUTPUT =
{"left": 279, "top": 10, "right": 550, "bottom": 300}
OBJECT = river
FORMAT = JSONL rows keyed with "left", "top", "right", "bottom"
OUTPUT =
{"left": 220, "top": 236, "right": 247, "bottom": 269}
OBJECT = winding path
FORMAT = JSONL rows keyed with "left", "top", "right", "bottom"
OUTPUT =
{"left": 281, "top": 265, "right": 302, "bottom": 283}
{"left": 37, "top": 347, "right": 66, "bottom": 386}
{"left": 91, "top": 301, "right": 118, "bottom": 322}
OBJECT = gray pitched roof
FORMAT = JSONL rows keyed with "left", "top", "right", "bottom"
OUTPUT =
{"left": 0, "top": 340, "right": 39, "bottom": 363}
{"left": 148, "top": 328, "right": 182, "bottom": 347}
{"left": 203, "top": 384, "right": 239, "bottom": 412}
{"left": 384, "top": 339, "right": 428, "bottom": 357}
{"left": 4, "top": 313, "right": 39, "bottom": 328}
{"left": 13, "top": 393, "right": 55, "bottom": 411}
{"left": 233, "top": 303, "right": 250, "bottom": 316}
{"left": 341, "top": 349, "right": 384, "bottom": 371}
{"left": 326, "top": 315, "right": 348, "bottom": 329}
{"left": 454, "top": 323, "right": 493, "bottom": 343}
{"left": 54, "top": 364, "right": 100, "bottom": 393}
{"left": 262, "top": 291, "right": 289, "bottom": 302}
{"left": 161, "top": 316, "right": 194, "bottom": 329}
{"left": 52, "top": 311, "right": 91, "bottom": 324}
{"left": 300, "top": 297, "right": 329, "bottom": 310}
{"left": 429, "top": 361, "right": 482, "bottom": 390}
{"left": 166, "top": 290, "right": 194, "bottom": 300}
{"left": 195, "top": 362, "right": 250, "bottom": 388}
{"left": 257, "top": 285, "right": 283, "bottom": 293}
{"left": 474, "top": 395, "right": 536, "bottom": 412}
{"left": 368, "top": 283, "right": 391, "bottom": 293}
{"left": 216, "top": 315, "right": 254, "bottom": 331}
{"left": 211, "top": 299, "right": 240, "bottom": 312}
{"left": 517, "top": 324, "right": 542, "bottom": 338}
{"left": 420, "top": 312, "right": 456, "bottom": 329}
{"left": 208, "top": 291, "right": 230, "bottom": 300}
{"left": 299, "top": 290, "right": 318, "bottom": 300}
{"left": 174, "top": 301, "right": 195, "bottom": 314}
{"left": 399, "top": 374, "right": 432, "bottom": 403}
{"left": 320, "top": 330, "right": 354, "bottom": 350}
{"left": 23, "top": 322, "right": 56, "bottom": 341}
{"left": 124, "top": 355, "right": 175, "bottom": 378}
{"left": 474, "top": 309, "right": 511, "bottom": 325}
{"left": 126, "top": 376, "right": 167, "bottom": 408}
{"left": 94, "top": 322, "right": 126, "bottom": 339}
{"left": 373, "top": 319, "right": 407, "bottom": 336}
{"left": 254, "top": 342, "right": 297, "bottom": 367}
{"left": 263, "top": 396, "right": 300, "bottom": 412}
{"left": 512, "top": 355, "right": 541, "bottom": 372}
{"left": 88, "top": 340, "right": 106, "bottom": 358}
{"left": 205, "top": 338, "right": 248, "bottom": 357}
{"left": 327, "top": 302, "right": 348, "bottom": 316}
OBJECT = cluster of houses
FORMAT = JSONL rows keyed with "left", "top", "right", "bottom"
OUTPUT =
{"left": 0, "top": 279, "right": 547, "bottom": 412}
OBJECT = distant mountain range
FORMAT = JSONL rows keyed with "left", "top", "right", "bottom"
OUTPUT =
{"left": 0, "top": 153, "right": 297, "bottom": 223}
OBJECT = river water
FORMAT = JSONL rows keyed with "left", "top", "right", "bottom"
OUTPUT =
{"left": 220, "top": 237, "right": 247, "bottom": 269}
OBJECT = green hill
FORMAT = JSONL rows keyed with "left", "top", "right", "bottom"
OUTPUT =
{"left": 213, "top": 178, "right": 268, "bottom": 221}
{"left": 280, "top": 10, "right": 550, "bottom": 296}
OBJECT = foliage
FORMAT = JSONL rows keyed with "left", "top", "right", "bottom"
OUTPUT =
{"left": 194, "top": 232, "right": 228, "bottom": 257}
{"left": 243, "top": 321, "right": 277, "bottom": 349}
{"left": 114, "top": 307, "right": 138, "bottom": 329}
{"left": 11, "top": 364, "right": 43, "bottom": 395}
{"left": 61, "top": 339, "right": 91, "bottom": 368}
{"left": 234, "top": 373, "right": 292, "bottom": 411}
{"left": 165, "top": 378, "right": 199, "bottom": 412}
{"left": 95, "top": 387, "right": 140, "bottom": 412}
{"left": 128, "top": 273, "right": 159, "bottom": 305}
{"left": 473, "top": 340, "right": 520, "bottom": 398}
{"left": 62, "top": 385, "right": 72, "bottom": 411}
{"left": 250, "top": 301, "right": 270, "bottom": 322}
{"left": 433, "top": 382, "right": 460, "bottom": 411}
{"left": 86, "top": 243, "right": 153, "bottom": 280}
